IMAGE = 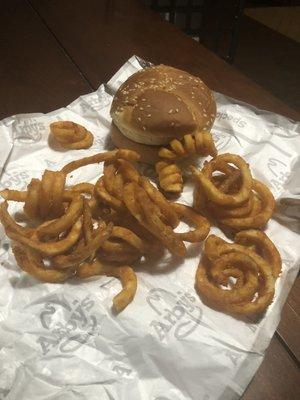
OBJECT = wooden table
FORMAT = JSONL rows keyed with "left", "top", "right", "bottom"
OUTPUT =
{"left": 1, "top": 1, "right": 299, "bottom": 398}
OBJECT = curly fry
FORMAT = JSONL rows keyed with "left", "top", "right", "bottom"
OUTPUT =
{"left": 95, "top": 176, "right": 123, "bottom": 210}
{"left": 158, "top": 131, "right": 217, "bottom": 160}
{"left": 172, "top": 203, "right": 210, "bottom": 242}
{"left": 50, "top": 121, "right": 94, "bottom": 150}
{"left": 61, "top": 149, "right": 140, "bottom": 174}
{"left": 0, "top": 189, "right": 27, "bottom": 202}
{"left": 155, "top": 160, "right": 183, "bottom": 193}
{"left": 219, "top": 180, "right": 275, "bottom": 230}
{"left": 191, "top": 154, "right": 253, "bottom": 207}
{"left": 128, "top": 182, "right": 187, "bottom": 257}
{"left": 53, "top": 223, "right": 113, "bottom": 269}
{"left": 76, "top": 260, "right": 137, "bottom": 312}
{"left": 235, "top": 230, "right": 281, "bottom": 278}
{"left": 0, "top": 202, "right": 33, "bottom": 236}
{"left": 196, "top": 234, "right": 276, "bottom": 317}
{"left": 24, "top": 178, "right": 42, "bottom": 219}
{"left": 12, "top": 244, "right": 71, "bottom": 283}
{"left": 140, "top": 177, "right": 179, "bottom": 228}
{"left": 36, "top": 196, "right": 83, "bottom": 239}
{"left": 6, "top": 219, "right": 82, "bottom": 257}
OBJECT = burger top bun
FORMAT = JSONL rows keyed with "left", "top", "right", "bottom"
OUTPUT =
{"left": 110, "top": 65, "right": 216, "bottom": 146}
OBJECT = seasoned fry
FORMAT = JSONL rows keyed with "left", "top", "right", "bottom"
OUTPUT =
{"left": 117, "top": 159, "right": 140, "bottom": 183}
{"left": 53, "top": 223, "right": 113, "bottom": 269}
{"left": 50, "top": 121, "right": 94, "bottom": 150}
{"left": 235, "top": 230, "right": 281, "bottom": 278}
{"left": 0, "top": 201, "right": 33, "bottom": 236}
{"left": 7, "top": 219, "right": 82, "bottom": 257}
{"left": 191, "top": 154, "right": 275, "bottom": 231}
{"left": 76, "top": 260, "right": 137, "bottom": 312}
{"left": 36, "top": 196, "right": 83, "bottom": 239}
{"left": 0, "top": 143, "right": 281, "bottom": 317}
{"left": 191, "top": 154, "right": 253, "bottom": 207}
{"left": 219, "top": 180, "right": 275, "bottom": 230}
{"left": 24, "top": 178, "right": 42, "bottom": 219}
{"left": 171, "top": 203, "right": 210, "bottom": 242}
{"left": 12, "top": 244, "right": 71, "bottom": 283}
{"left": 134, "top": 183, "right": 187, "bottom": 257}
{"left": 140, "top": 177, "right": 179, "bottom": 228}
{"left": 61, "top": 149, "right": 140, "bottom": 174}
{"left": 196, "top": 232, "right": 278, "bottom": 317}
{"left": 0, "top": 189, "right": 27, "bottom": 202}
{"left": 155, "top": 160, "right": 183, "bottom": 193}
{"left": 158, "top": 131, "right": 217, "bottom": 160}
{"left": 95, "top": 176, "right": 123, "bottom": 210}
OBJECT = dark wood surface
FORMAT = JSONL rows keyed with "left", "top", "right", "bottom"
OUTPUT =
{"left": 0, "top": 0, "right": 92, "bottom": 119}
{"left": 1, "top": 1, "right": 299, "bottom": 399}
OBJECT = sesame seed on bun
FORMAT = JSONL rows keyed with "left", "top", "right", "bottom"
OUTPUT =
{"left": 110, "top": 64, "right": 216, "bottom": 163}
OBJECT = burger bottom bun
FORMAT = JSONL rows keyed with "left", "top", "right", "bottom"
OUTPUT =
{"left": 110, "top": 123, "right": 160, "bottom": 165}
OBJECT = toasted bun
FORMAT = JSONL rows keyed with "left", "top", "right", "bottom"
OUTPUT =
{"left": 110, "top": 64, "right": 216, "bottom": 146}
{"left": 110, "top": 123, "right": 160, "bottom": 165}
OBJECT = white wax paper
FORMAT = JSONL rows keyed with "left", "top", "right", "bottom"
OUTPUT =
{"left": 0, "top": 56, "right": 299, "bottom": 400}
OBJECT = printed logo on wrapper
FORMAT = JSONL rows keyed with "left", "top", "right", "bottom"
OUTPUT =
{"left": 212, "top": 129, "right": 233, "bottom": 152}
{"left": 215, "top": 112, "right": 247, "bottom": 129}
{"left": 0, "top": 170, "right": 30, "bottom": 190}
{"left": 225, "top": 349, "right": 242, "bottom": 366}
{"left": 271, "top": 124, "right": 299, "bottom": 138}
{"left": 267, "top": 157, "right": 290, "bottom": 193}
{"left": 146, "top": 288, "right": 206, "bottom": 341}
{"left": 36, "top": 293, "right": 99, "bottom": 355}
{"left": 79, "top": 92, "right": 110, "bottom": 114}
{"left": 247, "top": 323, "right": 258, "bottom": 334}
{"left": 112, "top": 364, "right": 133, "bottom": 378}
{"left": 14, "top": 119, "right": 45, "bottom": 144}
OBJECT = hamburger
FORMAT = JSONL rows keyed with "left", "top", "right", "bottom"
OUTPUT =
{"left": 110, "top": 65, "right": 216, "bottom": 165}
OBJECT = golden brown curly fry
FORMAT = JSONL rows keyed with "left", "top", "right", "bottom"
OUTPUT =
{"left": 155, "top": 160, "right": 183, "bottom": 193}
{"left": 158, "top": 131, "right": 217, "bottom": 160}
{"left": 12, "top": 244, "right": 71, "bottom": 283}
{"left": 196, "top": 233, "right": 277, "bottom": 317}
{"left": 7, "top": 219, "right": 82, "bottom": 257}
{"left": 53, "top": 223, "right": 113, "bottom": 269}
{"left": 76, "top": 260, "right": 137, "bottom": 312}
{"left": 61, "top": 149, "right": 140, "bottom": 174}
{"left": 50, "top": 121, "right": 94, "bottom": 150}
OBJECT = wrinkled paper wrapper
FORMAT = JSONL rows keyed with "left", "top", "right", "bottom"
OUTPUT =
{"left": 0, "top": 56, "right": 299, "bottom": 400}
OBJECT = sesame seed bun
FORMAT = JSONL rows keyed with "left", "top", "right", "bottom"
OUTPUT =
{"left": 110, "top": 64, "right": 216, "bottom": 146}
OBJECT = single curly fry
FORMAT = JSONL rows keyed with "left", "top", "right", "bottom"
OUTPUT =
{"left": 12, "top": 244, "right": 71, "bottom": 283}
{"left": 140, "top": 177, "right": 179, "bottom": 228}
{"left": 76, "top": 259, "right": 137, "bottom": 312}
{"left": 94, "top": 176, "right": 123, "bottom": 210}
{"left": 172, "top": 203, "right": 210, "bottom": 242}
{"left": 50, "top": 121, "right": 94, "bottom": 150}
{"left": 196, "top": 234, "right": 276, "bottom": 317}
{"left": 190, "top": 154, "right": 253, "bottom": 207}
{"left": 158, "top": 131, "right": 217, "bottom": 160}
{"left": 0, "top": 189, "right": 27, "bottom": 202}
{"left": 219, "top": 180, "right": 275, "bottom": 230}
{"left": 235, "top": 230, "right": 281, "bottom": 278}
{"left": 0, "top": 201, "right": 34, "bottom": 236}
{"left": 6, "top": 219, "right": 82, "bottom": 257}
{"left": 61, "top": 149, "right": 140, "bottom": 175}
{"left": 53, "top": 223, "right": 113, "bottom": 269}
{"left": 155, "top": 160, "right": 183, "bottom": 193}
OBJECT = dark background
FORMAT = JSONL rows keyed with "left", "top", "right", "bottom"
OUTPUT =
{"left": 142, "top": 0, "right": 300, "bottom": 110}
